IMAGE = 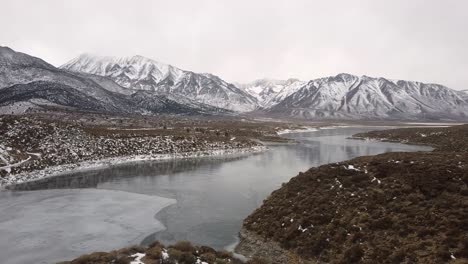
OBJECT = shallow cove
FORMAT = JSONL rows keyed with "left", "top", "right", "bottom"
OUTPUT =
{"left": 1, "top": 126, "right": 432, "bottom": 262}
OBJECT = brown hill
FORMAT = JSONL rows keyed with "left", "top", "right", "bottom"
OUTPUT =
{"left": 237, "top": 125, "right": 468, "bottom": 264}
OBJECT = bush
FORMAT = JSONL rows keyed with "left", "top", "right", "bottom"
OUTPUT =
{"left": 200, "top": 252, "right": 216, "bottom": 262}
{"left": 343, "top": 245, "right": 364, "bottom": 263}
{"left": 247, "top": 257, "right": 270, "bottom": 264}
{"left": 147, "top": 246, "right": 162, "bottom": 258}
{"left": 172, "top": 241, "right": 195, "bottom": 252}
{"left": 216, "top": 250, "right": 232, "bottom": 258}
{"left": 167, "top": 248, "right": 183, "bottom": 260}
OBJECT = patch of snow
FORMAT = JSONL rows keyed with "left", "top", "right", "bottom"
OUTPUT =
{"left": 371, "top": 176, "right": 381, "bottom": 184}
{"left": 196, "top": 258, "right": 209, "bottom": 264}
{"left": 162, "top": 249, "right": 169, "bottom": 260}
{"left": 1, "top": 146, "right": 267, "bottom": 187}
{"left": 130, "top": 253, "right": 146, "bottom": 264}
{"left": 345, "top": 164, "right": 360, "bottom": 171}
{"left": 276, "top": 127, "right": 318, "bottom": 135}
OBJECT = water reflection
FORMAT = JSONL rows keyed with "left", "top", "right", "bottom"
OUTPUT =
{"left": 8, "top": 155, "right": 249, "bottom": 191}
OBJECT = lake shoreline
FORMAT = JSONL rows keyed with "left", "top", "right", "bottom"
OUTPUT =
{"left": 235, "top": 124, "right": 468, "bottom": 263}
{"left": 1, "top": 146, "right": 267, "bottom": 190}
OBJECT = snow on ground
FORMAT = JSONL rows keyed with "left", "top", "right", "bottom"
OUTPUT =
{"left": 402, "top": 122, "right": 462, "bottom": 126}
{"left": 0, "top": 101, "right": 36, "bottom": 114}
{"left": 196, "top": 257, "right": 209, "bottom": 264}
{"left": 0, "top": 146, "right": 266, "bottom": 187}
{"left": 0, "top": 116, "right": 266, "bottom": 186}
{"left": 317, "top": 125, "right": 352, "bottom": 130}
{"left": 130, "top": 253, "right": 146, "bottom": 264}
{"left": 276, "top": 127, "right": 319, "bottom": 135}
{"left": 0, "top": 189, "right": 176, "bottom": 264}
{"left": 162, "top": 249, "right": 169, "bottom": 260}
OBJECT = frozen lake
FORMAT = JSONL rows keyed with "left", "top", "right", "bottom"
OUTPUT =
{"left": 0, "top": 127, "right": 432, "bottom": 263}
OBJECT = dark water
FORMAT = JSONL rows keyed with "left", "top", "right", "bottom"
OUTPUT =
{"left": 8, "top": 127, "right": 432, "bottom": 250}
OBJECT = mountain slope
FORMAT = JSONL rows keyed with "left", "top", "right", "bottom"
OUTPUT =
{"left": 236, "top": 78, "right": 306, "bottom": 107}
{"left": 266, "top": 73, "right": 468, "bottom": 120}
{"left": 0, "top": 47, "right": 232, "bottom": 115}
{"left": 461, "top": 89, "right": 468, "bottom": 100}
{"left": 0, "top": 81, "right": 124, "bottom": 113}
{"left": 0, "top": 46, "right": 136, "bottom": 106}
{"left": 61, "top": 54, "right": 258, "bottom": 112}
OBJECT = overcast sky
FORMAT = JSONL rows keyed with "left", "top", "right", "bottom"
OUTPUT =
{"left": 2, "top": 0, "right": 467, "bottom": 90}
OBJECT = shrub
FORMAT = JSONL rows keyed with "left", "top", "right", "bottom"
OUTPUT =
{"left": 172, "top": 241, "right": 195, "bottom": 252}
{"left": 200, "top": 252, "right": 216, "bottom": 262}
{"left": 343, "top": 245, "right": 364, "bottom": 263}
{"left": 216, "top": 250, "right": 232, "bottom": 258}
{"left": 167, "top": 248, "right": 183, "bottom": 260}
{"left": 247, "top": 257, "right": 269, "bottom": 264}
{"left": 147, "top": 246, "right": 162, "bottom": 259}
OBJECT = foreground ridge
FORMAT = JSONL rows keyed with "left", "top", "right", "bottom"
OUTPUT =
{"left": 237, "top": 124, "right": 468, "bottom": 263}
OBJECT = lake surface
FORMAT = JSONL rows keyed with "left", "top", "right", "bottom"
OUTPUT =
{"left": 0, "top": 126, "right": 432, "bottom": 263}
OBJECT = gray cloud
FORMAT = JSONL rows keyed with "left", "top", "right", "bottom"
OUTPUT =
{"left": 1, "top": 0, "right": 467, "bottom": 90}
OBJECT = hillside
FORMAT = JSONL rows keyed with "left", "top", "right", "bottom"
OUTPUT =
{"left": 353, "top": 125, "right": 468, "bottom": 152}
{"left": 237, "top": 124, "right": 468, "bottom": 263}
{"left": 0, "top": 46, "right": 232, "bottom": 116}
{"left": 61, "top": 241, "right": 268, "bottom": 264}
{"left": 61, "top": 54, "right": 258, "bottom": 112}
{"left": 242, "top": 73, "right": 468, "bottom": 120}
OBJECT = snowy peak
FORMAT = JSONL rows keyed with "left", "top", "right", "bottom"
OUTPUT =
{"left": 237, "top": 78, "right": 306, "bottom": 107}
{"left": 0, "top": 47, "right": 233, "bottom": 116}
{"left": 61, "top": 54, "right": 258, "bottom": 112}
{"left": 61, "top": 53, "right": 185, "bottom": 89}
{"left": 461, "top": 89, "right": 468, "bottom": 100}
{"left": 268, "top": 73, "right": 468, "bottom": 120}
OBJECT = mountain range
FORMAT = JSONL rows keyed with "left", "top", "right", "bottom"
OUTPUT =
{"left": 0, "top": 47, "right": 230, "bottom": 115}
{"left": 61, "top": 54, "right": 257, "bottom": 112}
{"left": 262, "top": 73, "right": 468, "bottom": 120}
{"left": 1, "top": 46, "right": 467, "bottom": 120}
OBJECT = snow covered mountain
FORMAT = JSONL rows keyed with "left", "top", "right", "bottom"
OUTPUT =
{"left": 461, "top": 90, "right": 468, "bottom": 100}
{"left": 2, "top": 46, "right": 467, "bottom": 120}
{"left": 236, "top": 78, "right": 306, "bottom": 107}
{"left": 61, "top": 54, "right": 258, "bottom": 112}
{"left": 0, "top": 46, "right": 230, "bottom": 115}
{"left": 266, "top": 73, "right": 468, "bottom": 120}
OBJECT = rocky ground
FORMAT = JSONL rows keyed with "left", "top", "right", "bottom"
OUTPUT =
{"left": 0, "top": 113, "right": 298, "bottom": 187}
{"left": 237, "top": 124, "right": 468, "bottom": 264}
{"left": 60, "top": 241, "right": 267, "bottom": 264}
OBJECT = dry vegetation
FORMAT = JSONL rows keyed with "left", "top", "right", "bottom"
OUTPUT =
{"left": 0, "top": 112, "right": 298, "bottom": 183}
{"left": 353, "top": 124, "right": 468, "bottom": 152}
{"left": 239, "top": 124, "right": 468, "bottom": 263}
{"left": 60, "top": 241, "right": 269, "bottom": 264}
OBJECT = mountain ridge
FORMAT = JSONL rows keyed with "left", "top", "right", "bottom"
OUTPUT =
{"left": 2, "top": 46, "right": 467, "bottom": 120}
{"left": 0, "top": 47, "right": 231, "bottom": 115}
{"left": 240, "top": 73, "right": 468, "bottom": 120}
{"left": 61, "top": 54, "right": 258, "bottom": 112}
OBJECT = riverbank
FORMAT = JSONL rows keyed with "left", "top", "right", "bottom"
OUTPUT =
{"left": 236, "top": 124, "right": 468, "bottom": 263}
{"left": 60, "top": 240, "right": 270, "bottom": 264}
{"left": 351, "top": 124, "right": 468, "bottom": 152}
{"left": 0, "top": 114, "right": 277, "bottom": 188}
{"left": 1, "top": 146, "right": 266, "bottom": 188}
